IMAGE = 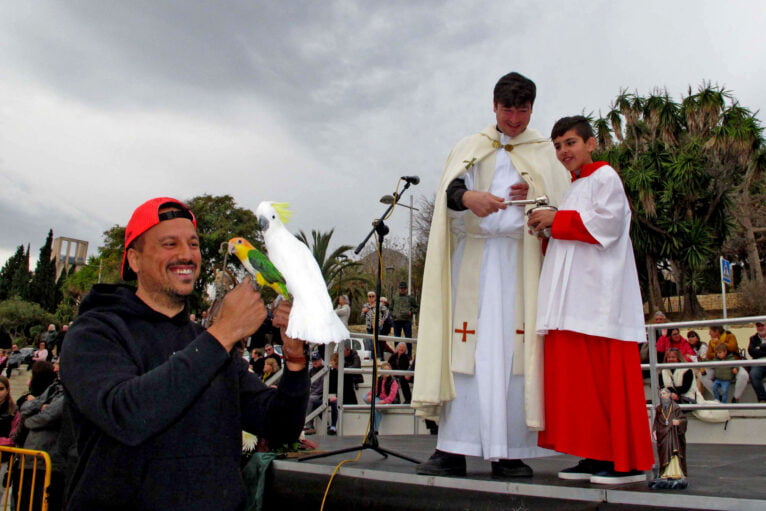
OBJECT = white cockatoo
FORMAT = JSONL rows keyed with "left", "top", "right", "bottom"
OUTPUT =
{"left": 255, "top": 201, "right": 350, "bottom": 344}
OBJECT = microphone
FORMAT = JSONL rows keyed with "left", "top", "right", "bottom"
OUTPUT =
{"left": 401, "top": 175, "right": 420, "bottom": 185}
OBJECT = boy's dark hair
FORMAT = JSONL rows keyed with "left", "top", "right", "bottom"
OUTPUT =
{"left": 710, "top": 325, "right": 724, "bottom": 334}
{"left": 551, "top": 115, "right": 595, "bottom": 141}
{"left": 493, "top": 72, "right": 536, "bottom": 108}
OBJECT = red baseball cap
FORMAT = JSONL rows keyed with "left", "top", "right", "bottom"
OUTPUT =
{"left": 121, "top": 197, "right": 197, "bottom": 281}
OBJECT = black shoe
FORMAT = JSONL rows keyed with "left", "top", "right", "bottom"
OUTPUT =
{"left": 491, "top": 459, "right": 533, "bottom": 478}
{"left": 558, "top": 458, "right": 611, "bottom": 480}
{"left": 415, "top": 450, "right": 466, "bottom": 476}
{"left": 590, "top": 469, "right": 646, "bottom": 485}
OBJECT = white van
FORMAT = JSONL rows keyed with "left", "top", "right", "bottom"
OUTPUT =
{"left": 330, "top": 338, "right": 371, "bottom": 362}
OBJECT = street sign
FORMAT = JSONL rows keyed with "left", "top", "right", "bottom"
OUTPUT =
{"left": 721, "top": 257, "right": 732, "bottom": 285}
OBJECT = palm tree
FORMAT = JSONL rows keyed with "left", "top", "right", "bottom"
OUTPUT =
{"left": 296, "top": 229, "right": 370, "bottom": 303}
{"left": 594, "top": 83, "right": 764, "bottom": 318}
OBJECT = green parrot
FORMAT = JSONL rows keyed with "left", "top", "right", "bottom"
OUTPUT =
{"left": 227, "top": 237, "right": 290, "bottom": 299}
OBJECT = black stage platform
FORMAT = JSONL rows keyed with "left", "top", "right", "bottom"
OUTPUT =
{"left": 267, "top": 435, "right": 766, "bottom": 510}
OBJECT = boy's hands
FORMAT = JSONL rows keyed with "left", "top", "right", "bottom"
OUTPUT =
{"left": 527, "top": 209, "right": 557, "bottom": 235}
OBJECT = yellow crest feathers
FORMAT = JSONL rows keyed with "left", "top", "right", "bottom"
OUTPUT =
{"left": 272, "top": 202, "right": 293, "bottom": 224}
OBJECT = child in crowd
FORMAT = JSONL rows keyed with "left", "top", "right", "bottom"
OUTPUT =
{"left": 712, "top": 343, "right": 738, "bottom": 402}
{"left": 528, "top": 115, "right": 653, "bottom": 484}
{"left": 364, "top": 362, "right": 399, "bottom": 434}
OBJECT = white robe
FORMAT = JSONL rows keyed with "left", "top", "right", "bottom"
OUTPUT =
{"left": 412, "top": 124, "right": 571, "bottom": 430}
{"left": 536, "top": 163, "right": 645, "bottom": 343}
{"left": 437, "top": 135, "right": 555, "bottom": 460}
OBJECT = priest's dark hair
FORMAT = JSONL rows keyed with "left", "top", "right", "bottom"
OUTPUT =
{"left": 494, "top": 72, "right": 536, "bottom": 107}
{"left": 550, "top": 115, "right": 595, "bottom": 141}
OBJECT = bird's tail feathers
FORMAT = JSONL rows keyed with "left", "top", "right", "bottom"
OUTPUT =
{"left": 286, "top": 303, "right": 350, "bottom": 344}
{"left": 270, "top": 281, "right": 290, "bottom": 300}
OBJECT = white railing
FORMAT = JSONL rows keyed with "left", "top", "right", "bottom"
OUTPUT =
{"left": 646, "top": 315, "right": 766, "bottom": 414}
{"left": 307, "top": 315, "right": 766, "bottom": 437}
{"left": 318, "top": 334, "right": 417, "bottom": 436}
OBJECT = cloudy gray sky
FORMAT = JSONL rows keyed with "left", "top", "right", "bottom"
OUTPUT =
{"left": 1, "top": 0, "right": 765, "bottom": 267}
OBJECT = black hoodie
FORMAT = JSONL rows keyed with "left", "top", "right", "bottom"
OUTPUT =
{"left": 60, "top": 284, "right": 309, "bottom": 510}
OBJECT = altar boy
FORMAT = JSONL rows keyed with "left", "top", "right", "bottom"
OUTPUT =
{"left": 527, "top": 116, "right": 653, "bottom": 484}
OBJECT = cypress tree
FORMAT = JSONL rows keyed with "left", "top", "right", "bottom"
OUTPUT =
{"left": 28, "top": 229, "right": 59, "bottom": 312}
{"left": 0, "top": 245, "right": 31, "bottom": 300}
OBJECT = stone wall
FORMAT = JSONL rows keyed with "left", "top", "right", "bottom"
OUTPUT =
{"left": 645, "top": 292, "right": 741, "bottom": 314}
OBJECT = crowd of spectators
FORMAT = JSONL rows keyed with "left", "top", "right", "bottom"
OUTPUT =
{"left": 654, "top": 320, "right": 766, "bottom": 405}
{"left": 10, "top": 301, "right": 762, "bottom": 508}
{"left": 748, "top": 322, "right": 766, "bottom": 403}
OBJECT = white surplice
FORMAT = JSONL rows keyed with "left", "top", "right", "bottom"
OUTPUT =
{"left": 536, "top": 163, "right": 645, "bottom": 343}
{"left": 436, "top": 136, "right": 555, "bottom": 460}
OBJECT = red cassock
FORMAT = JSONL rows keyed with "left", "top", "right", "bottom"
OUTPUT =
{"left": 536, "top": 162, "right": 653, "bottom": 472}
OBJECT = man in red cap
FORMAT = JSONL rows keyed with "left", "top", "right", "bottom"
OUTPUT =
{"left": 60, "top": 197, "right": 309, "bottom": 511}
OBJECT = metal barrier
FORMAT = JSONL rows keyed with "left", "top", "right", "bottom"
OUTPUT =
{"left": 646, "top": 315, "right": 766, "bottom": 414}
{"left": 326, "top": 334, "right": 418, "bottom": 436}
{"left": 318, "top": 316, "right": 766, "bottom": 436}
{"left": 0, "top": 446, "right": 52, "bottom": 511}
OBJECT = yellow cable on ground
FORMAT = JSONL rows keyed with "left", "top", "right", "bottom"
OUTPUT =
{"left": 320, "top": 358, "right": 382, "bottom": 510}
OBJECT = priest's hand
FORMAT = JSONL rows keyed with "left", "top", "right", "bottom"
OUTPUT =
{"left": 462, "top": 191, "right": 506, "bottom": 217}
{"left": 273, "top": 300, "right": 307, "bottom": 371}
{"left": 508, "top": 182, "right": 529, "bottom": 202}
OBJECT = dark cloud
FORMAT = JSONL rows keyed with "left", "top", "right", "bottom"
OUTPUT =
{"left": 1, "top": 0, "right": 765, "bottom": 267}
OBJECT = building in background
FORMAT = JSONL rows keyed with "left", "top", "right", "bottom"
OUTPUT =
{"left": 52, "top": 237, "right": 88, "bottom": 278}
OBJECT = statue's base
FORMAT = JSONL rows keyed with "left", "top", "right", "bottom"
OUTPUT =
{"left": 649, "top": 477, "right": 688, "bottom": 490}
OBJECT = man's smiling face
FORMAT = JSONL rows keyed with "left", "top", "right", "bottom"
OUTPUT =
{"left": 128, "top": 212, "right": 201, "bottom": 309}
{"left": 494, "top": 101, "right": 532, "bottom": 138}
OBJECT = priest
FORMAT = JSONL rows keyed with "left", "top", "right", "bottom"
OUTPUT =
{"left": 412, "top": 72, "right": 570, "bottom": 478}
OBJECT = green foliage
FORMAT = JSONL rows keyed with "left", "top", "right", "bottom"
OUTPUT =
{"left": 54, "top": 299, "right": 77, "bottom": 326}
{"left": 0, "top": 298, "right": 55, "bottom": 342}
{"left": 296, "top": 229, "right": 368, "bottom": 302}
{"left": 95, "top": 225, "right": 128, "bottom": 284}
{"left": 595, "top": 83, "right": 764, "bottom": 317}
{"left": 187, "top": 195, "right": 261, "bottom": 306}
{"left": 27, "top": 229, "right": 60, "bottom": 312}
{"left": 63, "top": 255, "right": 103, "bottom": 299}
{"left": 0, "top": 244, "right": 31, "bottom": 300}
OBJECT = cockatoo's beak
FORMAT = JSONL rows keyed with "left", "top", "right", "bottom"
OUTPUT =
{"left": 227, "top": 242, "right": 237, "bottom": 255}
{"left": 258, "top": 215, "right": 269, "bottom": 231}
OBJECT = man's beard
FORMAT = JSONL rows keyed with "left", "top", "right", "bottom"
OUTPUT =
{"left": 162, "top": 284, "right": 192, "bottom": 305}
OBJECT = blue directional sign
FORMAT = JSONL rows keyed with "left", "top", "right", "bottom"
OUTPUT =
{"left": 721, "top": 258, "right": 732, "bottom": 285}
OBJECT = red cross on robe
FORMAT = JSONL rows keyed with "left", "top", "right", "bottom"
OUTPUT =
{"left": 454, "top": 321, "right": 476, "bottom": 343}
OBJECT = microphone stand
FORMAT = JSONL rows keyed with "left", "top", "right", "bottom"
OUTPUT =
{"left": 299, "top": 181, "right": 421, "bottom": 464}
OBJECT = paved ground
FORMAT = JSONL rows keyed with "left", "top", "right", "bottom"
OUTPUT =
{"left": 270, "top": 434, "right": 766, "bottom": 510}
{"left": 7, "top": 364, "right": 31, "bottom": 403}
